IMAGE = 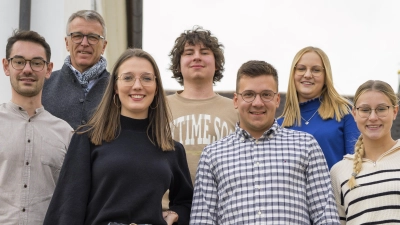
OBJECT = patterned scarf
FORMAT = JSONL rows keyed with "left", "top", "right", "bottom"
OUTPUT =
{"left": 64, "top": 55, "right": 107, "bottom": 92}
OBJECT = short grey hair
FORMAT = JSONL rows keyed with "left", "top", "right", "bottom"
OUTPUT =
{"left": 66, "top": 10, "right": 107, "bottom": 38}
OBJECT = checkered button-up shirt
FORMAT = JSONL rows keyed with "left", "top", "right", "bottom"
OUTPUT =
{"left": 190, "top": 121, "right": 340, "bottom": 225}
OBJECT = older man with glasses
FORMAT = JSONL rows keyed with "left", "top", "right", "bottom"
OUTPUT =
{"left": 42, "top": 9, "right": 109, "bottom": 129}
{"left": 0, "top": 30, "right": 73, "bottom": 225}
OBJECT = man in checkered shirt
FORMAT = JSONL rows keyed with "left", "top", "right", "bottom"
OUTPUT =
{"left": 190, "top": 60, "right": 340, "bottom": 225}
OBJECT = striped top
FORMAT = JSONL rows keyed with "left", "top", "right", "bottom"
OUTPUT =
{"left": 330, "top": 140, "right": 400, "bottom": 225}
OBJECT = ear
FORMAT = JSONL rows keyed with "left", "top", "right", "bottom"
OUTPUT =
{"left": 275, "top": 93, "right": 281, "bottom": 109}
{"left": 65, "top": 37, "right": 70, "bottom": 52}
{"left": 352, "top": 106, "right": 358, "bottom": 122}
{"left": 393, "top": 105, "right": 399, "bottom": 120}
{"left": 2, "top": 58, "right": 10, "bottom": 76}
{"left": 114, "top": 83, "right": 119, "bottom": 95}
{"left": 233, "top": 92, "right": 238, "bottom": 109}
{"left": 101, "top": 40, "right": 108, "bottom": 55}
{"left": 45, "top": 62, "right": 53, "bottom": 79}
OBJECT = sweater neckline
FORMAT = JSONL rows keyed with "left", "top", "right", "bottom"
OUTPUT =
{"left": 299, "top": 96, "right": 321, "bottom": 106}
{"left": 120, "top": 115, "right": 149, "bottom": 131}
{"left": 174, "top": 91, "right": 220, "bottom": 102}
{"left": 299, "top": 97, "right": 321, "bottom": 111}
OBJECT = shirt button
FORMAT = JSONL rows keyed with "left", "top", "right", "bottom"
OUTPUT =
{"left": 27, "top": 139, "right": 30, "bottom": 143}
{"left": 24, "top": 184, "right": 27, "bottom": 188}
{"left": 258, "top": 211, "right": 261, "bottom": 215}
{"left": 81, "top": 120, "right": 86, "bottom": 125}
{"left": 26, "top": 162, "right": 29, "bottom": 165}
{"left": 22, "top": 208, "right": 25, "bottom": 212}
{"left": 79, "top": 98, "right": 84, "bottom": 103}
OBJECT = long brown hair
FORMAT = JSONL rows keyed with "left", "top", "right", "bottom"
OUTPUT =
{"left": 78, "top": 48, "right": 174, "bottom": 150}
{"left": 280, "top": 46, "right": 351, "bottom": 127}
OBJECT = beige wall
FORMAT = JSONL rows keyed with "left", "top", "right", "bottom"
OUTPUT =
{"left": 97, "top": 0, "right": 127, "bottom": 71}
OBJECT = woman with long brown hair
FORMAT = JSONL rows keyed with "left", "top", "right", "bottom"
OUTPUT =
{"left": 44, "top": 48, "right": 193, "bottom": 225}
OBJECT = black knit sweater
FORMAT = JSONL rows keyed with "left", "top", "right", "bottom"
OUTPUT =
{"left": 43, "top": 115, "right": 193, "bottom": 225}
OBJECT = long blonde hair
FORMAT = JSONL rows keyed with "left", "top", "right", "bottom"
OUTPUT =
{"left": 347, "top": 80, "right": 399, "bottom": 189}
{"left": 280, "top": 46, "right": 351, "bottom": 127}
{"left": 77, "top": 48, "right": 175, "bottom": 151}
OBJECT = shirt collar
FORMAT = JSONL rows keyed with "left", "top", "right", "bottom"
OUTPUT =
{"left": 7, "top": 101, "right": 44, "bottom": 118}
{"left": 68, "top": 65, "right": 83, "bottom": 79}
{"left": 235, "top": 120, "right": 279, "bottom": 142}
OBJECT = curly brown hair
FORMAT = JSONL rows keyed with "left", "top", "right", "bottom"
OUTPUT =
{"left": 169, "top": 26, "right": 225, "bottom": 86}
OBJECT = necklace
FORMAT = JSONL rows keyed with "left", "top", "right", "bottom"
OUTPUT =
{"left": 301, "top": 109, "right": 318, "bottom": 125}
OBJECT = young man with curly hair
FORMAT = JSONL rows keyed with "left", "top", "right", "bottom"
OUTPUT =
{"left": 167, "top": 26, "right": 238, "bottom": 185}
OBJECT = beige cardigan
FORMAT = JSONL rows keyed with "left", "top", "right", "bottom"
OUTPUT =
{"left": 330, "top": 140, "right": 400, "bottom": 225}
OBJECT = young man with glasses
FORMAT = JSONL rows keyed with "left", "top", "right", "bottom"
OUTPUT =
{"left": 0, "top": 30, "right": 73, "bottom": 225}
{"left": 42, "top": 9, "right": 109, "bottom": 129}
{"left": 190, "top": 60, "right": 340, "bottom": 224}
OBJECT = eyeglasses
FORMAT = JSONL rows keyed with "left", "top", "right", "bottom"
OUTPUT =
{"left": 295, "top": 64, "right": 325, "bottom": 77}
{"left": 237, "top": 90, "right": 277, "bottom": 103}
{"left": 7, "top": 57, "right": 48, "bottom": 72}
{"left": 355, "top": 105, "right": 394, "bottom": 118}
{"left": 116, "top": 72, "right": 156, "bottom": 86}
{"left": 67, "top": 32, "right": 105, "bottom": 45}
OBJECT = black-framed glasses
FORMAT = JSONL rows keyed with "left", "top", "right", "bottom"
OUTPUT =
{"left": 237, "top": 90, "right": 277, "bottom": 103}
{"left": 355, "top": 105, "right": 394, "bottom": 118}
{"left": 116, "top": 72, "right": 156, "bottom": 87}
{"left": 67, "top": 32, "right": 104, "bottom": 45}
{"left": 295, "top": 64, "right": 325, "bottom": 77}
{"left": 7, "top": 57, "right": 48, "bottom": 72}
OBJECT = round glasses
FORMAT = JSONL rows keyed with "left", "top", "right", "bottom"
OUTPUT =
{"left": 8, "top": 57, "right": 48, "bottom": 72}
{"left": 237, "top": 90, "right": 277, "bottom": 103}
{"left": 67, "top": 32, "right": 104, "bottom": 45}
{"left": 295, "top": 64, "right": 325, "bottom": 77}
{"left": 355, "top": 105, "right": 394, "bottom": 118}
{"left": 116, "top": 73, "right": 156, "bottom": 87}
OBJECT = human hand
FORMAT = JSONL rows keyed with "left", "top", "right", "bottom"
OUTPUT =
{"left": 162, "top": 210, "right": 178, "bottom": 225}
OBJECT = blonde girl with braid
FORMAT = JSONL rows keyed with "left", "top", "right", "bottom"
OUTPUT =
{"left": 330, "top": 80, "right": 400, "bottom": 225}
